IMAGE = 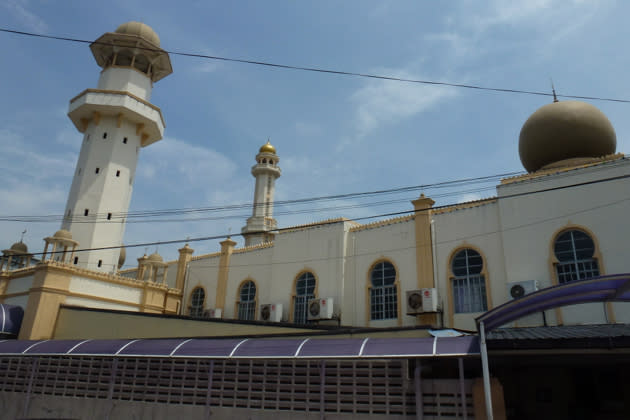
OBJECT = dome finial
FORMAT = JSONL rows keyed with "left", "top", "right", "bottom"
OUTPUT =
{"left": 551, "top": 79, "right": 559, "bottom": 103}
{"left": 259, "top": 139, "right": 277, "bottom": 154}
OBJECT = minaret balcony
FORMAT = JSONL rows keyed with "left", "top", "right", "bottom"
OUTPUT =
{"left": 68, "top": 89, "right": 165, "bottom": 146}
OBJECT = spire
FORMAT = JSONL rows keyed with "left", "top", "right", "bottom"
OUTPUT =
{"left": 551, "top": 79, "right": 559, "bottom": 103}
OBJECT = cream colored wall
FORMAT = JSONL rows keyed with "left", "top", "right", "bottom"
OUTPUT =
{"left": 497, "top": 160, "right": 630, "bottom": 325}
{"left": 183, "top": 254, "right": 220, "bottom": 315}
{"left": 225, "top": 246, "right": 274, "bottom": 320}
{"left": 4, "top": 274, "right": 34, "bottom": 296}
{"left": 346, "top": 218, "right": 417, "bottom": 328}
{"left": 433, "top": 202, "right": 506, "bottom": 331}
{"left": 69, "top": 275, "right": 142, "bottom": 304}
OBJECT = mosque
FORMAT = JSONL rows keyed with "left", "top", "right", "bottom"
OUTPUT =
{"left": 1, "top": 22, "right": 629, "bottom": 419}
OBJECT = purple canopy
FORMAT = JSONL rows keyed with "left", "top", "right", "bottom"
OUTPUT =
{"left": 0, "top": 304, "right": 24, "bottom": 337}
{"left": 477, "top": 273, "right": 630, "bottom": 331}
{"left": 0, "top": 336, "right": 479, "bottom": 359}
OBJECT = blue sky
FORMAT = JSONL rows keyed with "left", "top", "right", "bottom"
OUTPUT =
{"left": 1, "top": 0, "right": 629, "bottom": 268}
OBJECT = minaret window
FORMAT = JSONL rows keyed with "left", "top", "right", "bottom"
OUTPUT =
{"left": 84, "top": 209, "right": 89, "bottom": 216}
{"left": 73, "top": 257, "right": 78, "bottom": 265}
{"left": 262, "top": 158, "right": 267, "bottom": 164}
{"left": 116, "top": 170, "right": 120, "bottom": 177}
{"left": 123, "top": 137, "right": 128, "bottom": 144}
{"left": 107, "top": 213, "right": 112, "bottom": 220}
{"left": 269, "top": 160, "right": 274, "bottom": 165}
{"left": 102, "top": 132, "right": 107, "bottom": 139}
{"left": 95, "top": 168, "right": 100, "bottom": 174}
{"left": 97, "top": 260, "right": 102, "bottom": 268}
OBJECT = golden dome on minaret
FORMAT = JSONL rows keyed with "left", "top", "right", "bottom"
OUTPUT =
{"left": 259, "top": 140, "right": 276, "bottom": 154}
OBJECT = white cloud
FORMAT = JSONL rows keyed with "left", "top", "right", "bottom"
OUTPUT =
{"left": 351, "top": 71, "right": 458, "bottom": 138}
{"left": 3, "top": 0, "right": 48, "bottom": 33}
{"left": 138, "top": 136, "right": 237, "bottom": 184}
{"left": 457, "top": 193, "right": 482, "bottom": 204}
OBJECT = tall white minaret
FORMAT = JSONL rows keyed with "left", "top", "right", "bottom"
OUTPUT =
{"left": 242, "top": 141, "right": 281, "bottom": 246}
{"left": 64, "top": 22, "right": 172, "bottom": 272}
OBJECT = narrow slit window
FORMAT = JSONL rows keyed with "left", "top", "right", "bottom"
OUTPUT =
{"left": 73, "top": 257, "right": 78, "bottom": 265}
{"left": 107, "top": 213, "right": 112, "bottom": 220}
{"left": 95, "top": 167, "right": 100, "bottom": 174}
{"left": 123, "top": 137, "right": 128, "bottom": 144}
{"left": 97, "top": 260, "right": 102, "bottom": 268}
{"left": 84, "top": 209, "right": 89, "bottom": 216}
{"left": 116, "top": 170, "right": 120, "bottom": 177}
{"left": 103, "top": 132, "right": 107, "bottom": 139}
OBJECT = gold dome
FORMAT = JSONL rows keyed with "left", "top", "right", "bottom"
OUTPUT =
{"left": 259, "top": 140, "right": 276, "bottom": 154}
{"left": 10, "top": 242, "right": 28, "bottom": 254}
{"left": 115, "top": 21, "right": 160, "bottom": 47}
{"left": 53, "top": 229, "right": 73, "bottom": 240}
{"left": 519, "top": 100, "right": 616, "bottom": 173}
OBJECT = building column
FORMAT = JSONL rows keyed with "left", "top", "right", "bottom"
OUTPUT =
{"left": 411, "top": 194, "right": 437, "bottom": 326}
{"left": 18, "top": 264, "right": 71, "bottom": 340}
{"left": 175, "top": 244, "right": 194, "bottom": 291}
{"left": 215, "top": 238, "right": 236, "bottom": 312}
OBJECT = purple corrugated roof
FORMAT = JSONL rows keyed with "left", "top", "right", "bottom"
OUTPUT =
{"left": 0, "top": 336, "right": 480, "bottom": 358}
{"left": 477, "top": 274, "right": 630, "bottom": 331}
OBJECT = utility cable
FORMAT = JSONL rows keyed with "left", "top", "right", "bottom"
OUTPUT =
{"left": 11, "top": 172, "right": 630, "bottom": 258}
{"left": 2, "top": 27, "right": 630, "bottom": 104}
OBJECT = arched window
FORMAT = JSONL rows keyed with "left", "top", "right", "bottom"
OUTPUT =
{"left": 554, "top": 229, "right": 599, "bottom": 283}
{"left": 293, "top": 271, "right": 316, "bottom": 324}
{"left": 237, "top": 280, "right": 257, "bottom": 321}
{"left": 369, "top": 261, "right": 397, "bottom": 320}
{"left": 451, "top": 248, "right": 487, "bottom": 313}
{"left": 189, "top": 287, "right": 205, "bottom": 318}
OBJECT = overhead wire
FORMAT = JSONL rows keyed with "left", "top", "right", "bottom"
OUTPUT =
{"left": 2, "top": 27, "right": 630, "bottom": 104}
{"left": 13, "top": 171, "right": 630, "bottom": 259}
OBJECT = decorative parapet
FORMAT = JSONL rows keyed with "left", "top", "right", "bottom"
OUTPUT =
{"left": 349, "top": 215, "right": 415, "bottom": 232}
{"left": 38, "top": 260, "right": 175, "bottom": 291}
{"left": 232, "top": 242, "right": 275, "bottom": 254}
{"left": 432, "top": 198, "right": 497, "bottom": 215}
{"left": 279, "top": 217, "right": 357, "bottom": 234}
{"left": 191, "top": 251, "right": 222, "bottom": 262}
{"left": 500, "top": 153, "right": 625, "bottom": 185}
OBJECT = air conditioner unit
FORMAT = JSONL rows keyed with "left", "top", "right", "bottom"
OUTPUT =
{"left": 203, "top": 308, "right": 222, "bottom": 319}
{"left": 406, "top": 288, "right": 438, "bottom": 315}
{"left": 260, "top": 303, "right": 283, "bottom": 322}
{"left": 307, "top": 298, "right": 334, "bottom": 320}
{"left": 507, "top": 280, "right": 538, "bottom": 300}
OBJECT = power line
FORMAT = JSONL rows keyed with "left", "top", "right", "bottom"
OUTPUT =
{"left": 14, "top": 172, "right": 630, "bottom": 259}
{"left": 2, "top": 27, "right": 630, "bottom": 104}
{"left": 0, "top": 171, "right": 519, "bottom": 223}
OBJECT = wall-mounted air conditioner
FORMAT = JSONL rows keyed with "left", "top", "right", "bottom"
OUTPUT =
{"left": 406, "top": 288, "right": 438, "bottom": 315}
{"left": 307, "top": 298, "right": 334, "bottom": 321}
{"left": 203, "top": 308, "right": 222, "bottom": 319}
{"left": 260, "top": 303, "right": 283, "bottom": 322}
{"left": 507, "top": 280, "right": 538, "bottom": 300}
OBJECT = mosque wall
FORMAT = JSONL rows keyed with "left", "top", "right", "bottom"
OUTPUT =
{"left": 183, "top": 254, "right": 221, "bottom": 315}
{"left": 433, "top": 202, "right": 505, "bottom": 331}
{"left": 346, "top": 218, "right": 417, "bottom": 328}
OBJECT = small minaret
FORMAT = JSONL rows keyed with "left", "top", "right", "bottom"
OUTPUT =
{"left": 64, "top": 22, "right": 172, "bottom": 272}
{"left": 241, "top": 141, "right": 281, "bottom": 246}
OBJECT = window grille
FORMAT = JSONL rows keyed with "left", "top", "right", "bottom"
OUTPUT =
{"left": 451, "top": 249, "right": 487, "bottom": 313}
{"left": 237, "top": 281, "right": 256, "bottom": 321}
{"left": 0, "top": 356, "right": 474, "bottom": 417}
{"left": 370, "top": 261, "right": 397, "bottom": 320}
{"left": 294, "top": 272, "right": 316, "bottom": 324}
{"left": 189, "top": 287, "right": 205, "bottom": 318}
{"left": 554, "top": 229, "right": 599, "bottom": 283}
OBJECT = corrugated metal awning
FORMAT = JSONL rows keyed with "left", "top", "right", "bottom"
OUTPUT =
{"left": 0, "top": 304, "right": 24, "bottom": 337}
{"left": 0, "top": 336, "right": 480, "bottom": 359}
